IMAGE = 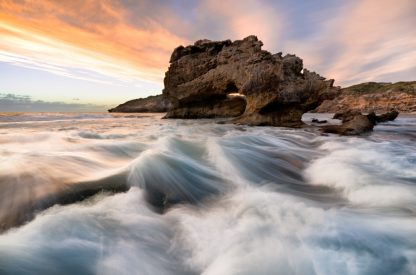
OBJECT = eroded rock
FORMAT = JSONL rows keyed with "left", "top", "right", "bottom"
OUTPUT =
{"left": 163, "top": 36, "right": 339, "bottom": 126}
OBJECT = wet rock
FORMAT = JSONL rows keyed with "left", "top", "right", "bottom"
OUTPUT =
{"left": 311, "top": 118, "right": 328, "bottom": 124}
{"left": 374, "top": 109, "right": 399, "bottom": 122}
{"left": 323, "top": 109, "right": 399, "bottom": 135}
{"left": 163, "top": 36, "right": 339, "bottom": 126}
{"left": 323, "top": 114, "right": 375, "bottom": 135}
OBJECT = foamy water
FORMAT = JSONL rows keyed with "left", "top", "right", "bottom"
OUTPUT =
{"left": 0, "top": 112, "right": 415, "bottom": 275}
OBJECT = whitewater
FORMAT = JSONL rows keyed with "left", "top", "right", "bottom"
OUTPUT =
{"left": 0, "top": 112, "right": 415, "bottom": 275}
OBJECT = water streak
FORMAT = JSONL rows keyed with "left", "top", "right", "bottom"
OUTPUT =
{"left": 0, "top": 112, "right": 415, "bottom": 275}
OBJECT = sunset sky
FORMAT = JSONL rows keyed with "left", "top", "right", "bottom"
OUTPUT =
{"left": 0, "top": 0, "right": 415, "bottom": 111}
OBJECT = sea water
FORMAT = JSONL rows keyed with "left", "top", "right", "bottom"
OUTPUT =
{"left": 0, "top": 112, "right": 415, "bottom": 275}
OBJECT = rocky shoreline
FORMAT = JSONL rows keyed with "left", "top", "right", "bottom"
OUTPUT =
{"left": 315, "top": 81, "right": 416, "bottom": 113}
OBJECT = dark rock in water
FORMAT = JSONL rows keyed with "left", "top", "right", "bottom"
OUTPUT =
{"left": 323, "top": 109, "right": 399, "bottom": 135}
{"left": 374, "top": 109, "right": 399, "bottom": 123}
{"left": 163, "top": 35, "right": 339, "bottom": 126}
{"left": 108, "top": 94, "right": 172, "bottom": 113}
{"left": 311, "top": 118, "right": 328, "bottom": 124}
{"left": 323, "top": 114, "right": 375, "bottom": 135}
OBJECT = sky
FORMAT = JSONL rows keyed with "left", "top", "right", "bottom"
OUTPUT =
{"left": 0, "top": 0, "right": 415, "bottom": 111}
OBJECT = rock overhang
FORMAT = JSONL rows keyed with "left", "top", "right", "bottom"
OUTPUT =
{"left": 163, "top": 35, "right": 340, "bottom": 126}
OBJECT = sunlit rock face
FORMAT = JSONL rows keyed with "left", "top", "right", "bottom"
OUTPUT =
{"left": 315, "top": 81, "right": 416, "bottom": 113}
{"left": 163, "top": 35, "right": 339, "bottom": 126}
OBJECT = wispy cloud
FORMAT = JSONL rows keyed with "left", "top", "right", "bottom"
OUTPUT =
{"left": 0, "top": 0, "right": 415, "bottom": 88}
{"left": 0, "top": 93, "right": 109, "bottom": 112}
{"left": 0, "top": 0, "right": 186, "bottom": 84}
{"left": 280, "top": 0, "right": 416, "bottom": 86}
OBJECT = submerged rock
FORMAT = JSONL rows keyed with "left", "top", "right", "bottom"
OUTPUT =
{"left": 163, "top": 36, "right": 339, "bottom": 126}
{"left": 109, "top": 94, "right": 172, "bottom": 113}
{"left": 323, "top": 109, "right": 399, "bottom": 135}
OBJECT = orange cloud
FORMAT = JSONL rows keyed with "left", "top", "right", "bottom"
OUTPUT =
{"left": 197, "top": 0, "right": 283, "bottom": 49}
{"left": 0, "top": 0, "right": 188, "bottom": 84}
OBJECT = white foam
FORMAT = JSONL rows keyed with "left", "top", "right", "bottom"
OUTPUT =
{"left": 305, "top": 138, "right": 416, "bottom": 208}
{"left": 0, "top": 112, "right": 415, "bottom": 274}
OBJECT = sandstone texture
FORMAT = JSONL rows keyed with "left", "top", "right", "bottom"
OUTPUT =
{"left": 163, "top": 36, "right": 339, "bottom": 126}
{"left": 315, "top": 82, "right": 416, "bottom": 113}
{"left": 108, "top": 94, "right": 171, "bottom": 113}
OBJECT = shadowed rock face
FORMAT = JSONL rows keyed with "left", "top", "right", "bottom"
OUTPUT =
{"left": 108, "top": 95, "right": 172, "bottom": 113}
{"left": 166, "top": 95, "right": 246, "bottom": 118}
{"left": 163, "top": 36, "right": 339, "bottom": 126}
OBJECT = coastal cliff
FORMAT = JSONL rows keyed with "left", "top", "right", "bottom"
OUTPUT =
{"left": 315, "top": 81, "right": 416, "bottom": 113}
{"left": 163, "top": 36, "right": 339, "bottom": 126}
{"left": 108, "top": 94, "right": 171, "bottom": 113}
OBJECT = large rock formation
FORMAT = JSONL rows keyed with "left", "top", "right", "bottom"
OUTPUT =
{"left": 315, "top": 81, "right": 416, "bottom": 113}
{"left": 163, "top": 36, "right": 339, "bottom": 126}
{"left": 108, "top": 94, "right": 172, "bottom": 113}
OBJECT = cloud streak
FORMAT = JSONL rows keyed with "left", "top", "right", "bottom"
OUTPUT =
{"left": 0, "top": 0, "right": 186, "bottom": 84}
{"left": 278, "top": 0, "right": 416, "bottom": 86}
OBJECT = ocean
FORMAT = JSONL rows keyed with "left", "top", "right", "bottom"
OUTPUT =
{"left": 0, "top": 112, "right": 415, "bottom": 275}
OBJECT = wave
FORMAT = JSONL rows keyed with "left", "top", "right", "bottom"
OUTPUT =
{"left": 1, "top": 186, "right": 415, "bottom": 274}
{"left": 0, "top": 113, "right": 415, "bottom": 274}
{"left": 305, "top": 137, "right": 416, "bottom": 210}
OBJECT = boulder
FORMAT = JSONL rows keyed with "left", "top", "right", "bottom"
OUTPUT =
{"left": 108, "top": 94, "right": 171, "bottom": 113}
{"left": 323, "top": 114, "right": 375, "bottom": 135}
{"left": 323, "top": 109, "right": 399, "bottom": 135}
{"left": 163, "top": 36, "right": 339, "bottom": 126}
{"left": 374, "top": 109, "right": 399, "bottom": 122}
